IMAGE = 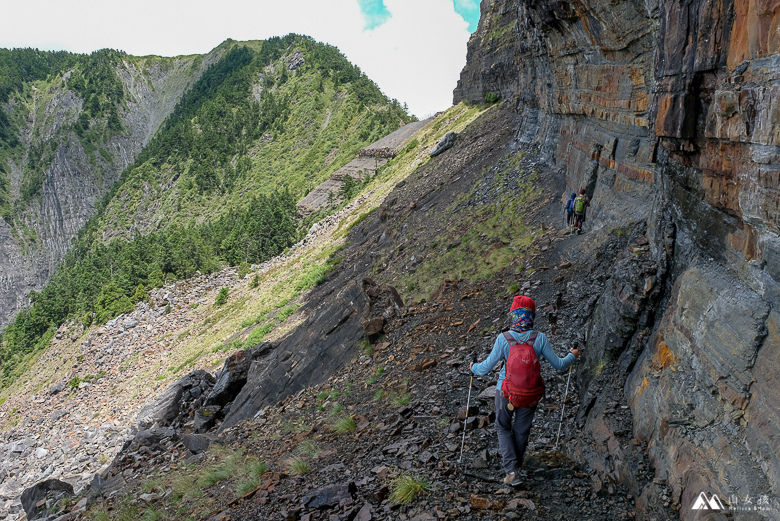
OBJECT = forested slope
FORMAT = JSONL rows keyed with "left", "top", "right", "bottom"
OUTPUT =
{"left": 0, "top": 46, "right": 215, "bottom": 331}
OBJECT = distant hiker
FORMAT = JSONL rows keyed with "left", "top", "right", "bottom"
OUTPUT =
{"left": 573, "top": 188, "right": 589, "bottom": 234}
{"left": 564, "top": 192, "right": 576, "bottom": 227}
{"left": 470, "top": 296, "right": 579, "bottom": 487}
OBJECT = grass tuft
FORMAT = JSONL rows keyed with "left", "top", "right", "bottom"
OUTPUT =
{"left": 286, "top": 456, "right": 309, "bottom": 475}
{"left": 390, "top": 474, "right": 432, "bottom": 504}
{"left": 391, "top": 392, "right": 411, "bottom": 407}
{"left": 331, "top": 415, "right": 356, "bottom": 433}
{"left": 296, "top": 440, "right": 320, "bottom": 458}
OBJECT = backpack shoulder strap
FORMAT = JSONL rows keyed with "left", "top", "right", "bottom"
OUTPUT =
{"left": 503, "top": 331, "right": 538, "bottom": 345}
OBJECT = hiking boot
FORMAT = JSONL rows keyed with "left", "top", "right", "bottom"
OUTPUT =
{"left": 503, "top": 471, "right": 523, "bottom": 487}
{"left": 503, "top": 471, "right": 516, "bottom": 485}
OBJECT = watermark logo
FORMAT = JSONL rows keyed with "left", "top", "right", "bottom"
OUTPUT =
{"left": 690, "top": 491, "right": 774, "bottom": 513}
{"left": 692, "top": 492, "right": 725, "bottom": 510}
{"left": 728, "top": 494, "right": 772, "bottom": 513}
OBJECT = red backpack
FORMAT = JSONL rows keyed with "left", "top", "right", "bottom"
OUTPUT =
{"left": 501, "top": 331, "right": 545, "bottom": 408}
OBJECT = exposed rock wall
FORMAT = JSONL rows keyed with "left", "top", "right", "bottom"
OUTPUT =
{"left": 0, "top": 52, "right": 221, "bottom": 330}
{"left": 455, "top": 0, "right": 780, "bottom": 518}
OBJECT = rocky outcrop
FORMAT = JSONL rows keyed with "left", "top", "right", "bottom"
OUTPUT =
{"left": 111, "top": 279, "right": 402, "bottom": 450}
{"left": 221, "top": 278, "right": 401, "bottom": 430}
{"left": 455, "top": 0, "right": 780, "bottom": 518}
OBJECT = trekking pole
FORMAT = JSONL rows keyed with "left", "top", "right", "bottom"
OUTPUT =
{"left": 458, "top": 354, "right": 478, "bottom": 463}
{"left": 554, "top": 364, "right": 573, "bottom": 450}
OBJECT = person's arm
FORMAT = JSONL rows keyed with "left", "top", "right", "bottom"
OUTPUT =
{"left": 471, "top": 335, "right": 506, "bottom": 375}
{"left": 536, "top": 333, "right": 578, "bottom": 371}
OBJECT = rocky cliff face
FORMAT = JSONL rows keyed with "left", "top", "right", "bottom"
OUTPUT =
{"left": 0, "top": 52, "right": 220, "bottom": 330}
{"left": 455, "top": 0, "right": 779, "bottom": 518}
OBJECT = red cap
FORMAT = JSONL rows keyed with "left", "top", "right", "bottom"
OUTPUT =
{"left": 510, "top": 296, "right": 535, "bottom": 313}
{"left": 580, "top": 188, "right": 586, "bottom": 195}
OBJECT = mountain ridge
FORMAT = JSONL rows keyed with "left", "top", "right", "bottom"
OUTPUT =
{"left": 0, "top": 35, "right": 413, "bottom": 390}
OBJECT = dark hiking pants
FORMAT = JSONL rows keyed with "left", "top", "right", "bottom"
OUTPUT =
{"left": 574, "top": 212, "right": 585, "bottom": 230}
{"left": 495, "top": 391, "right": 537, "bottom": 474}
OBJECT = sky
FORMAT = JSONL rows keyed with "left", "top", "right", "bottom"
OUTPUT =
{"left": 0, "top": 0, "right": 481, "bottom": 118}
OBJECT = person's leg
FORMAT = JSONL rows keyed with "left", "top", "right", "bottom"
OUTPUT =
{"left": 511, "top": 406, "right": 537, "bottom": 468}
{"left": 494, "top": 391, "right": 518, "bottom": 474}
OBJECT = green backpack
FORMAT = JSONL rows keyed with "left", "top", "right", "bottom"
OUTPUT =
{"left": 574, "top": 196, "right": 587, "bottom": 213}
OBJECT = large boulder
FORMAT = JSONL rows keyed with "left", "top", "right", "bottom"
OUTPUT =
{"left": 205, "top": 343, "right": 275, "bottom": 407}
{"left": 429, "top": 132, "right": 457, "bottom": 157}
{"left": 20, "top": 479, "right": 74, "bottom": 520}
{"left": 133, "top": 380, "right": 184, "bottom": 430}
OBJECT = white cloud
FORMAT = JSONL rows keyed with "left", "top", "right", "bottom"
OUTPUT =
{"left": 0, "top": 0, "right": 470, "bottom": 117}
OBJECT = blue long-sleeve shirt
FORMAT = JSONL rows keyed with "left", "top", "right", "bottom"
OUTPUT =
{"left": 471, "top": 330, "right": 575, "bottom": 390}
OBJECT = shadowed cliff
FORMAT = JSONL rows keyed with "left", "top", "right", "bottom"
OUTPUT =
{"left": 454, "top": 0, "right": 780, "bottom": 518}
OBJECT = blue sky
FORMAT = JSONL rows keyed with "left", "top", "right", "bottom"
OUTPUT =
{"left": 0, "top": 0, "right": 482, "bottom": 118}
{"left": 359, "top": 0, "right": 480, "bottom": 31}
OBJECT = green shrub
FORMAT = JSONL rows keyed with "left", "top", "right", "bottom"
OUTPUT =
{"left": 359, "top": 338, "right": 373, "bottom": 356}
{"left": 484, "top": 92, "right": 501, "bottom": 103}
{"left": 249, "top": 274, "right": 260, "bottom": 289}
{"left": 276, "top": 305, "right": 298, "bottom": 322}
{"left": 132, "top": 283, "right": 147, "bottom": 304}
{"left": 294, "top": 263, "right": 332, "bottom": 290}
{"left": 214, "top": 287, "right": 229, "bottom": 307}
{"left": 403, "top": 139, "right": 419, "bottom": 154}
{"left": 94, "top": 281, "right": 134, "bottom": 325}
{"left": 245, "top": 322, "right": 274, "bottom": 347}
{"left": 238, "top": 262, "right": 251, "bottom": 279}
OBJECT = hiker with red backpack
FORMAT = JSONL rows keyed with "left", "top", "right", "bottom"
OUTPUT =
{"left": 573, "top": 188, "right": 589, "bottom": 234}
{"left": 469, "top": 296, "right": 579, "bottom": 486}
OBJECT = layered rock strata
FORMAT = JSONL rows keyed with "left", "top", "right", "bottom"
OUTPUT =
{"left": 455, "top": 0, "right": 780, "bottom": 518}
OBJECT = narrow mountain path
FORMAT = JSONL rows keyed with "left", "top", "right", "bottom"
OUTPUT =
{"left": 84, "top": 160, "right": 654, "bottom": 520}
